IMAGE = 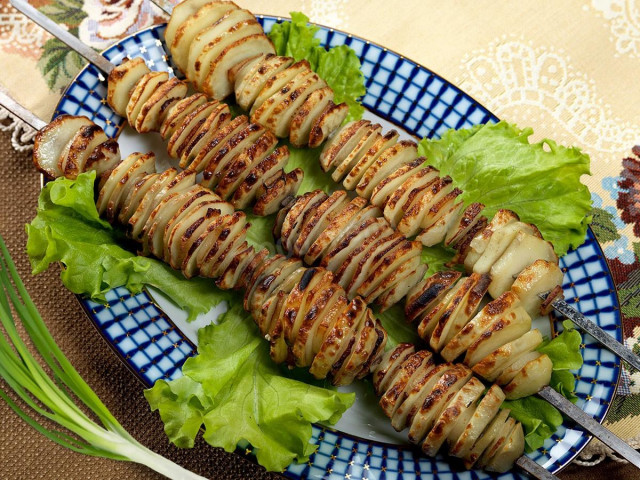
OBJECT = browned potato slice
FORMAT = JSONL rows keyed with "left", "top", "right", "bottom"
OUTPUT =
{"left": 391, "top": 363, "right": 454, "bottom": 431}
{"left": 319, "top": 120, "right": 371, "bottom": 171}
{"left": 464, "top": 209, "right": 520, "bottom": 270}
{"left": 379, "top": 350, "right": 434, "bottom": 417}
{"left": 405, "top": 270, "right": 462, "bottom": 324}
{"left": 118, "top": 173, "right": 158, "bottom": 224}
{"left": 187, "top": 9, "right": 257, "bottom": 83}
{"left": 252, "top": 168, "right": 304, "bottom": 216}
{"left": 250, "top": 60, "right": 311, "bottom": 116}
{"left": 408, "top": 365, "right": 473, "bottom": 444}
{"left": 188, "top": 115, "right": 249, "bottom": 173}
{"left": 135, "top": 77, "right": 188, "bottom": 133}
{"left": 165, "top": 0, "right": 235, "bottom": 55}
{"left": 126, "top": 71, "right": 169, "bottom": 127}
{"left": 485, "top": 422, "right": 524, "bottom": 473}
{"left": 228, "top": 53, "right": 264, "bottom": 87}
{"left": 296, "top": 191, "right": 350, "bottom": 258}
{"left": 33, "top": 115, "right": 93, "bottom": 178}
{"left": 452, "top": 216, "right": 489, "bottom": 266}
{"left": 165, "top": 198, "right": 226, "bottom": 268}
{"left": 249, "top": 257, "right": 303, "bottom": 322}
{"left": 215, "top": 131, "right": 278, "bottom": 200}
{"left": 289, "top": 86, "right": 334, "bottom": 147}
{"left": 107, "top": 57, "right": 150, "bottom": 116}
{"left": 416, "top": 278, "right": 465, "bottom": 340}
{"left": 344, "top": 129, "right": 399, "bottom": 190}
{"left": 357, "top": 140, "right": 418, "bottom": 198}
{"left": 230, "top": 145, "right": 289, "bottom": 210}
{"left": 372, "top": 343, "right": 416, "bottom": 396}
{"left": 309, "top": 296, "right": 367, "bottom": 380}
{"left": 60, "top": 124, "right": 109, "bottom": 179}
{"left": 356, "top": 240, "right": 423, "bottom": 301}
{"left": 365, "top": 253, "right": 424, "bottom": 307}
{"left": 85, "top": 139, "right": 121, "bottom": 177}
{"left": 160, "top": 93, "right": 207, "bottom": 140}
{"left": 440, "top": 290, "right": 522, "bottom": 363}
{"left": 251, "top": 70, "right": 315, "bottom": 130}
{"left": 170, "top": 1, "right": 239, "bottom": 73}
{"left": 127, "top": 168, "right": 178, "bottom": 240}
{"left": 462, "top": 408, "right": 510, "bottom": 468}
{"left": 201, "top": 123, "right": 266, "bottom": 189}
{"left": 429, "top": 273, "right": 491, "bottom": 352}
{"left": 308, "top": 101, "right": 349, "bottom": 148}
{"left": 198, "top": 212, "right": 249, "bottom": 278}
{"left": 444, "top": 202, "right": 485, "bottom": 247}
{"left": 168, "top": 100, "right": 220, "bottom": 160}
{"left": 416, "top": 200, "right": 464, "bottom": 247}
{"left": 470, "top": 221, "right": 537, "bottom": 274}
{"left": 304, "top": 197, "right": 369, "bottom": 264}
{"left": 511, "top": 259, "right": 564, "bottom": 317}
{"left": 202, "top": 34, "right": 275, "bottom": 99}
{"left": 369, "top": 157, "right": 423, "bottom": 208}
{"left": 191, "top": 18, "right": 263, "bottom": 88}
{"left": 281, "top": 190, "right": 328, "bottom": 253}
{"left": 488, "top": 231, "right": 558, "bottom": 298}
{"left": 475, "top": 416, "right": 516, "bottom": 469}
{"left": 464, "top": 305, "right": 531, "bottom": 367}
{"left": 179, "top": 103, "right": 232, "bottom": 168}
{"left": 450, "top": 384, "right": 505, "bottom": 458}
{"left": 472, "top": 329, "right": 543, "bottom": 381}
{"left": 144, "top": 186, "right": 204, "bottom": 257}
{"left": 264, "top": 73, "right": 327, "bottom": 138}
{"left": 105, "top": 153, "right": 155, "bottom": 222}
{"left": 321, "top": 203, "right": 382, "bottom": 258}
{"left": 96, "top": 152, "right": 144, "bottom": 216}
{"left": 215, "top": 242, "right": 253, "bottom": 289}
{"left": 244, "top": 254, "right": 288, "bottom": 310}
{"left": 383, "top": 167, "right": 439, "bottom": 228}
{"left": 503, "top": 353, "right": 553, "bottom": 399}
{"left": 332, "top": 123, "right": 382, "bottom": 182}
{"left": 422, "top": 377, "right": 485, "bottom": 457}
{"left": 377, "top": 262, "right": 427, "bottom": 312}
{"left": 324, "top": 217, "right": 394, "bottom": 288}
{"left": 236, "top": 54, "right": 293, "bottom": 110}
{"left": 401, "top": 178, "right": 455, "bottom": 236}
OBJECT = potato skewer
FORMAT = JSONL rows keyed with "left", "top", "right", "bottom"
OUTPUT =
{"left": 27, "top": 110, "right": 538, "bottom": 474}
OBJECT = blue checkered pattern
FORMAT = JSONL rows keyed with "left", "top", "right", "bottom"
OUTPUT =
{"left": 54, "top": 18, "right": 621, "bottom": 480}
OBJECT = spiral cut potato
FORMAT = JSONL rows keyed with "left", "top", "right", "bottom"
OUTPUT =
{"left": 275, "top": 189, "right": 426, "bottom": 311}
{"left": 373, "top": 344, "right": 524, "bottom": 472}
{"left": 164, "top": 0, "right": 348, "bottom": 147}
{"left": 106, "top": 57, "right": 304, "bottom": 216}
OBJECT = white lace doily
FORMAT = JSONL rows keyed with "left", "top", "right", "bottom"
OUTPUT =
{"left": 0, "top": 104, "right": 37, "bottom": 152}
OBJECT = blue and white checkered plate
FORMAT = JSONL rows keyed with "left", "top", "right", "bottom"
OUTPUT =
{"left": 54, "top": 17, "right": 621, "bottom": 480}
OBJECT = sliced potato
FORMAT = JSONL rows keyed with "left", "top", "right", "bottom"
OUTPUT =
{"left": 345, "top": 129, "right": 400, "bottom": 191}
{"left": 160, "top": 93, "right": 207, "bottom": 140}
{"left": 134, "top": 77, "right": 188, "bottom": 133}
{"left": 84, "top": 139, "right": 121, "bottom": 177}
{"left": 444, "top": 202, "right": 485, "bottom": 247}
{"left": 59, "top": 124, "right": 108, "bottom": 179}
{"left": 236, "top": 54, "right": 293, "bottom": 110}
{"left": 331, "top": 123, "right": 382, "bottom": 182}
{"left": 308, "top": 101, "right": 349, "bottom": 148}
{"left": 33, "top": 115, "right": 93, "bottom": 178}
{"left": 464, "top": 209, "right": 519, "bottom": 269}
{"left": 106, "top": 57, "right": 150, "bottom": 116}
{"left": 372, "top": 343, "right": 416, "bottom": 396}
{"left": 165, "top": 0, "right": 234, "bottom": 54}
{"left": 462, "top": 409, "right": 510, "bottom": 469}
{"left": 289, "top": 86, "right": 334, "bottom": 147}
{"left": 252, "top": 168, "right": 304, "bottom": 216}
{"left": 126, "top": 71, "right": 169, "bottom": 127}
{"left": 485, "top": 422, "right": 525, "bottom": 473}
{"left": 319, "top": 120, "right": 371, "bottom": 171}
{"left": 472, "top": 329, "right": 544, "bottom": 381}
{"left": 503, "top": 353, "right": 553, "bottom": 399}
{"left": 356, "top": 140, "right": 418, "bottom": 199}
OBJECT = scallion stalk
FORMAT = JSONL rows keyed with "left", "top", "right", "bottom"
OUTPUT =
{"left": 0, "top": 235, "right": 207, "bottom": 480}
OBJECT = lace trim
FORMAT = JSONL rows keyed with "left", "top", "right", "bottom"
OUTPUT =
{"left": 575, "top": 437, "right": 640, "bottom": 466}
{"left": 0, "top": 105, "right": 37, "bottom": 152}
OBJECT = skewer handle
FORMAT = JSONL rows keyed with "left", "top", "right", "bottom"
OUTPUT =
{"left": 546, "top": 295, "right": 640, "bottom": 372}
{"left": 9, "top": 0, "right": 115, "bottom": 76}
{"left": 538, "top": 386, "right": 640, "bottom": 469}
{"left": 0, "top": 86, "right": 46, "bottom": 131}
{"left": 516, "top": 455, "right": 559, "bottom": 480}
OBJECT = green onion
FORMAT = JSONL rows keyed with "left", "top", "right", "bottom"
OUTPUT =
{"left": 0, "top": 235, "right": 207, "bottom": 480}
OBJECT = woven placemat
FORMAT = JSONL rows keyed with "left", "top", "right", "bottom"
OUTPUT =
{"left": 0, "top": 128, "right": 635, "bottom": 479}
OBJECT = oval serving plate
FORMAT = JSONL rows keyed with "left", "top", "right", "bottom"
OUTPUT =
{"left": 53, "top": 18, "right": 621, "bottom": 480}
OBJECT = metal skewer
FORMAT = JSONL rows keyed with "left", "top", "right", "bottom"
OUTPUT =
{"left": 151, "top": 0, "right": 173, "bottom": 16}
{"left": 8, "top": 0, "right": 640, "bottom": 476}
{"left": 542, "top": 293, "right": 640, "bottom": 372}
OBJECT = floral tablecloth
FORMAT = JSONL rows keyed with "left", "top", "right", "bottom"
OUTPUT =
{"left": 0, "top": 0, "right": 638, "bottom": 472}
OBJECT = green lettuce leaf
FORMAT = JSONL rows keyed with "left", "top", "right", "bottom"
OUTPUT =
{"left": 268, "top": 12, "right": 366, "bottom": 122}
{"left": 25, "top": 172, "right": 232, "bottom": 320}
{"left": 145, "top": 301, "right": 355, "bottom": 471}
{"left": 537, "top": 320, "right": 584, "bottom": 371}
{"left": 417, "top": 121, "right": 592, "bottom": 255}
{"left": 502, "top": 396, "right": 563, "bottom": 452}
